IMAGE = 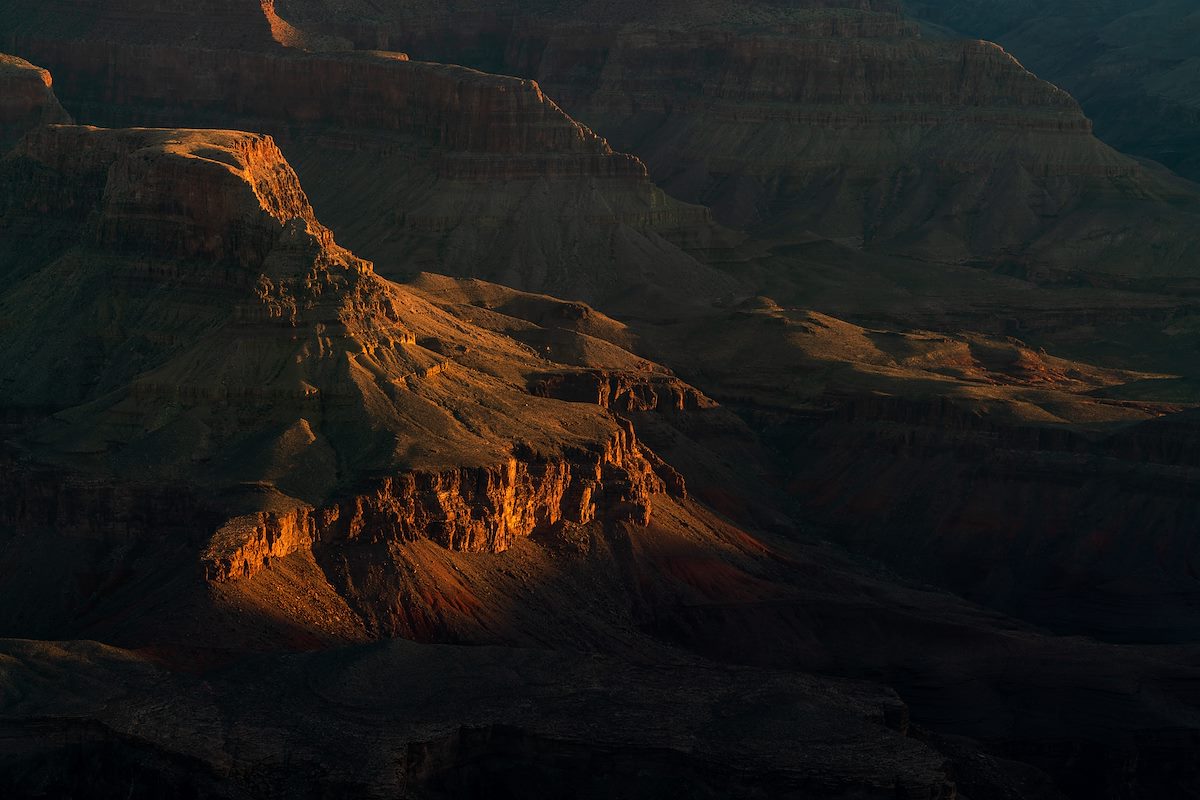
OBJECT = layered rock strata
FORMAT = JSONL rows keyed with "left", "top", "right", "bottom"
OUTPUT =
{"left": 1, "top": 7, "right": 728, "bottom": 304}
{"left": 269, "top": 0, "right": 1200, "bottom": 287}
{"left": 0, "top": 122, "right": 670, "bottom": 622}
{"left": 204, "top": 423, "right": 660, "bottom": 581}
{"left": 909, "top": 0, "right": 1200, "bottom": 184}
{"left": 636, "top": 299, "right": 1200, "bottom": 643}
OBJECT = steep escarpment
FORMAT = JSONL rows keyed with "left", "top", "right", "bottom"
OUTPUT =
{"left": 0, "top": 6, "right": 731, "bottom": 306}
{"left": 0, "top": 122, "right": 678, "bottom": 646}
{"left": 781, "top": 394, "right": 1200, "bottom": 642}
{"left": 0, "top": 0, "right": 300, "bottom": 50}
{"left": 272, "top": 0, "right": 1200, "bottom": 288}
{"left": 0, "top": 53, "right": 69, "bottom": 148}
{"left": 9, "top": 124, "right": 333, "bottom": 269}
{"left": 204, "top": 422, "right": 660, "bottom": 582}
{"left": 12, "top": 45, "right": 633, "bottom": 169}
{"left": 403, "top": 272, "right": 790, "bottom": 522}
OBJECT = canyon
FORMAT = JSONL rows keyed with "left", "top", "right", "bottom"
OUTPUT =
{"left": 272, "top": 0, "right": 1200, "bottom": 288}
{"left": 2, "top": 0, "right": 726, "bottom": 308}
{"left": 0, "top": 1, "right": 1199, "bottom": 797}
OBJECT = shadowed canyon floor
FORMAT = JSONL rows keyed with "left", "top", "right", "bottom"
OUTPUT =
{"left": 1, "top": 3, "right": 1200, "bottom": 797}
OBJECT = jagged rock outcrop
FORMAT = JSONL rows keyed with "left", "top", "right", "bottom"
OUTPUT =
{"left": 530, "top": 369, "right": 716, "bottom": 414}
{"left": 0, "top": 53, "right": 69, "bottom": 149}
{"left": 204, "top": 422, "right": 660, "bottom": 581}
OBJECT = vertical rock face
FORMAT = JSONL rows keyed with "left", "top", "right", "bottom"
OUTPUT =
{"left": 204, "top": 422, "right": 662, "bottom": 582}
{"left": 1, "top": 0, "right": 286, "bottom": 48}
{"left": 10, "top": 125, "right": 329, "bottom": 269}
{"left": 0, "top": 53, "right": 69, "bottom": 149}
{"left": 781, "top": 393, "right": 1200, "bottom": 642}
{"left": 7, "top": 44, "right": 623, "bottom": 166}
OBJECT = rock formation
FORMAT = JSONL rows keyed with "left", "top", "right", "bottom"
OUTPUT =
{"left": 271, "top": 0, "right": 1200, "bottom": 288}
{"left": 630, "top": 289, "right": 1200, "bottom": 642}
{"left": 909, "top": 0, "right": 1200, "bottom": 185}
{"left": 0, "top": 2, "right": 730, "bottom": 306}
{"left": 2, "top": 10, "right": 1200, "bottom": 797}
{"left": 0, "top": 121, "right": 680, "bottom": 643}
{"left": 0, "top": 639, "right": 958, "bottom": 799}
{"left": 0, "top": 53, "right": 69, "bottom": 148}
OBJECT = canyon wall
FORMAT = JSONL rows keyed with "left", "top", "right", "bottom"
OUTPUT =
{"left": 909, "top": 0, "right": 1200, "bottom": 185}
{"left": 268, "top": 0, "right": 1200, "bottom": 288}
{"left": 1, "top": 9, "right": 728, "bottom": 304}
{"left": 205, "top": 423, "right": 662, "bottom": 581}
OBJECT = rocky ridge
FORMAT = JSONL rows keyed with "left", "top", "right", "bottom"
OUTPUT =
{"left": 0, "top": 2, "right": 729, "bottom": 305}
{"left": 908, "top": 0, "right": 1200, "bottom": 185}
{"left": 0, "top": 121, "right": 678, "bottom": 640}
{"left": 272, "top": 0, "right": 1200, "bottom": 287}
